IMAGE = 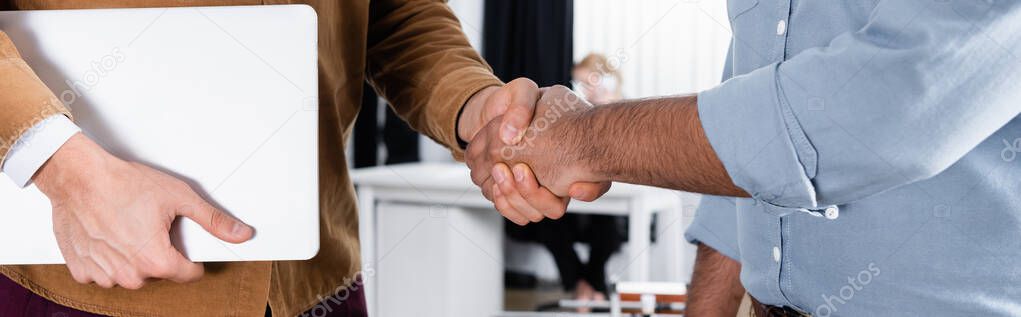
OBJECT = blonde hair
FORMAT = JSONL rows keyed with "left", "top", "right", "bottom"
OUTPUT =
{"left": 575, "top": 53, "right": 622, "bottom": 84}
{"left": 574, "top": 53, "right": 623, "bottom": 101}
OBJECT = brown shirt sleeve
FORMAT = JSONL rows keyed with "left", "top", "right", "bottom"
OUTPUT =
{"left": 0, "top": 31, "right": 72, "bottom": 167}
{"left": 365, "top": 0, "right": 503, "bottom": 160}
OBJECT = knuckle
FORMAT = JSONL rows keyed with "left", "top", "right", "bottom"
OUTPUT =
{"left": 497, "top": 179, "right": 516, "bottom": 194}
{"left": 171, "top": 179, "right": 191, "bottom": 192}
{"left": 95, "top": 278, "right": 114, "bottom": 289}
{"left": 547, "top": 207, "right": 567, "bottom": 220}
{"left": 488, "top": 146, "right": 503, "bottom": 160}
{"left": 70, "top": 272, "right": 91, "bottom": 284}
{"left": 528, "top": 214, "right": 544, "bottom": 222}
{"left": 496, "top": 208, "right": 513, "bottom": 220}
{"left": 516, "top": 185, "right": 535, "bottom": 198}
{"left": 494, "top": 201, "right": 508, "bottom": 213}
{"left": 208, "top": 208, "right": 228, "bottom": 229}
{"left": 473, "top": 178, "right": 485, "bottom": 188}
{"left": 165, "top": 180, "right": 194, "bottom": 199}
{"left": 143, "top": 258, "right": 175, "bottom": 278}
{"left": 511, "top": 77, "right": 537, "bottom": 89}
{"left": 119, "top": 277, "right": 145, "bottom": 290}
{"left": 470, "top": 171, "right": 485, "bottom": 187}
{"left": 494, "top": 200, "right": 513, "bottom": 215}
{"left": 499, "top": 210, "right": 525, "bottom": 226}
{"left": 178, "top": 269, "right": 204, "bottom": 283}
{"left": 114, "top": 268, "right": 145, "bottom": 289}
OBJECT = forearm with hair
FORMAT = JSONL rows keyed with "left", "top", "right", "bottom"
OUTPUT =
{"left": 687, "top": 243, "right": 745, "bottom": 317}
{"left": 568, "top": 95, "right": 749, "bottom": 197}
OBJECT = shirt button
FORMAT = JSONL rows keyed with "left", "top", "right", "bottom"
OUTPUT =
{"left": 776, "top": 19, "right": 787, "bottom": 35}
{"left": 772, "top": 246, "right": 781, "bottom": 262}
{"left": 825, "top": 206, "right": 840, "bottom": 219}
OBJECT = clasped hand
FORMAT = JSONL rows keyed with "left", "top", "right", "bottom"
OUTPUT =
{"left": 465, "top": 84, "right": 611, "bottom": 225}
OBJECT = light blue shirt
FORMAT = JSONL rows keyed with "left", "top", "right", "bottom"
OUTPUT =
{"left": 687, "top": 0, "right": 1021, "bottom": 315}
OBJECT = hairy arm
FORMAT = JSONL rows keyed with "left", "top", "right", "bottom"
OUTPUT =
{"left": 479, "top": 2, "right": 1021, "bottom": 210}
{"left": 570, "top": 94, "right": 748, "bottom": 197}
{"left": 687, "top": 243, "right": 745, "bottom": 317}
{"left": 468, "top": 87, "right": 749, "bottom": 198}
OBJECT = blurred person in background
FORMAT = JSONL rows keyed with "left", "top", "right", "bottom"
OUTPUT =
{"left": 571, "top": 53, "right": 623, "bottom": 105}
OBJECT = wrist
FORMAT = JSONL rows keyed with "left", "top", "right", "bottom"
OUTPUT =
{"left": 457, "top": 86, "right": 500, "bottom": 142}
{"left": 561, "top": 110, "right": 610, "bottom": 183}
{"left": 34, "top": 133, "right": 110, "bottom": 200}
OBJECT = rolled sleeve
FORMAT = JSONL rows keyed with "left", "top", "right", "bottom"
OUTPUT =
{"left": 697, "top": 63, "right": 820, "bottom": 212}
{"left": 698, "top": 1, "right": 1021, "bottom": 210}
{"left": 684, "top": 195, "right": 741, "bottom": 260}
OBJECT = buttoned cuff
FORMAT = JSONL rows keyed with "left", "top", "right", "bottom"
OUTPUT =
{"left": 2, "top": 115, "right": 80, "bottom": 187}
{"left": 697, "top": 63, "right": 821, "bottom": 213}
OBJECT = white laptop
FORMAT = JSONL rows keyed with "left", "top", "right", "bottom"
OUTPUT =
{"left": 0, "top": 5, "right": 320, "bottom": 264}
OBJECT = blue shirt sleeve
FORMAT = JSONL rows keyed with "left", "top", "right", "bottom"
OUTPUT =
{"left": 684, "top": 195, "right": 740, "bottom": 260}
{"left": 698, "top": 0, "right": 1021, "bottom": 210}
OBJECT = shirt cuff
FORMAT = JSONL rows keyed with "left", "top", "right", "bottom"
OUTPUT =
{"left": 2, "top": 115, "right": 80, "bottom": 187}
{"left": 697, "top": 63, "right": 820, "bottom": 213}
{"left": 684, "top": 195, "right": 741, "bottom": 261}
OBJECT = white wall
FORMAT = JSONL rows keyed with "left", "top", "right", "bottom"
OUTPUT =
{"left": 447, "top": 0, "right": 486, "bottom": 50}
{"left": 574, "top": 0, "right": 732, "bottom": 98}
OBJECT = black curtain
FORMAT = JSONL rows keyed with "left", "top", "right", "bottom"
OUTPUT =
{"left": 483, "top": 0, "right": 574, "bottom": 87}
{"left": 353, "top": 82, "right": 420, "bottom": 168}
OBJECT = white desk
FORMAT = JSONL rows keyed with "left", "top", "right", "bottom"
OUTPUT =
{"left": 352, "top": 163, "right": 694, "bottom": 317}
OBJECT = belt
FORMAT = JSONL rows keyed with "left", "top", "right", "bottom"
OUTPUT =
{"left": 750, "top": 296, "right": 811, "bottom": 317}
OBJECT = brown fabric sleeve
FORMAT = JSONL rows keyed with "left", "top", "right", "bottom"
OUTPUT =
{"left": 365, "top": 0, "right": 503, "bottom": 160}
{"left": 0, "top": 31, "right": 72, "bottom": 167}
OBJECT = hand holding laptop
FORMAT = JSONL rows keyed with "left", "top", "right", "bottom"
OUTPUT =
{"left": 0, "top": 5, "right": 594, "bottom": 293}
{"left": 34, "top": 133, "right": 254, "bottom": 289}
{"left": 23, "top": 80, "right": 551, "bottom": 291}
{"left": 0, "top": 5, "right": 321, "bottom": 271}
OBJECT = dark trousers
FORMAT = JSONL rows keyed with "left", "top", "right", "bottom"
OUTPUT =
{"left": 0, "top": 274, "right": 367, "bottom": 317}
{"left": 508, "top": 214, "right": 624, "bottom": 294}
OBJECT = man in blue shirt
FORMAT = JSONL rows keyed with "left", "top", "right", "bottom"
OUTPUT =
{"left": 465, "top": 0, "right": 1021, "bottom": 315}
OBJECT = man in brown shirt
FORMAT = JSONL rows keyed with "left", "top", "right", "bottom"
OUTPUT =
{"left": 0, "top": 1, "right": 601, "bottom": 316}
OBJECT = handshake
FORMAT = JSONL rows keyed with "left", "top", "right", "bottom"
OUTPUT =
{"left": 459, "top": 78, "right": 612, "bottom": 225}
{"left": 30, "top": 75, "right": 733, "bottom": 290}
